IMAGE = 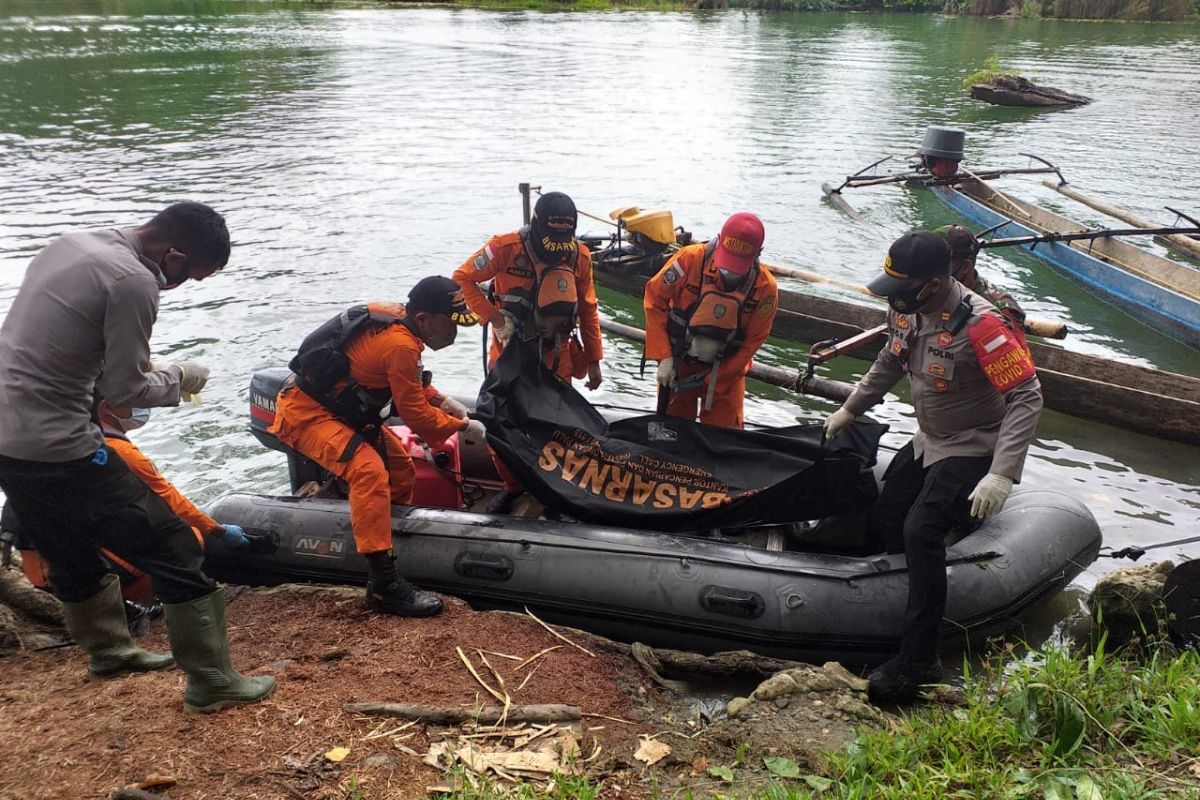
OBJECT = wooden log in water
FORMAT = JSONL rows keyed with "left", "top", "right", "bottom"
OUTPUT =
{"left": 598, "top": 317, "right": 854, "bottom": 404}
{"left": 1042, "top": 179, "right": 1200, "bottom": 261}
{"left": 820, "top": 182, "right": 874, "bottom": 225}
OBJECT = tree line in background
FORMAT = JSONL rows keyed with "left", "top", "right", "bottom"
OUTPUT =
{"left": 687, "top": 0, "right": 1197, "bottom": 19}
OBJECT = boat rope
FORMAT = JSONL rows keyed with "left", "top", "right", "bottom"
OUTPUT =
{"left": 1100, "top": 533, "right": 1200, "bottom": 561}
{"left": 960, "top": 166, "right": 1034, "bottom": 222}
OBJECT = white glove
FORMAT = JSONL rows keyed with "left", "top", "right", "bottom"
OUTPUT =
{"left": 492, "top": 313, "right": 516, "bottom": 344}
{"left": 968, "top": 473, "right": 1013, "bottom": 519}
{"left": 461, "top": 418, "right": 487, "bottom": 445}
{"left": 439, "top": 396, "right": 469, "bottom": 420}
{"left": 172, "top": 361, "right": 210, "bottom": 395}
{"left": 824, "top": 406, "right": 856, "bottom": 439}
{"left": 655, "top": 357, "right": 677, "bottom": 389}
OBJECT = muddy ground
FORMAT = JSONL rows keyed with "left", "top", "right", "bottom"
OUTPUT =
{"left": 0, "top": 582, "right": 893, "bottom": 800}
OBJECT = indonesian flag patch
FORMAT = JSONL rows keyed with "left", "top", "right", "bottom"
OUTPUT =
{"left": 969, "top": 315, "right": 1036, "bottom": 393}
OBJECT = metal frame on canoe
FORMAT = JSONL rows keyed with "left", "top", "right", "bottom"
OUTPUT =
{"left": 929, "top": 178, "right": 1200, "bottom": 351}
{"left": 592, "top": 266, "right": 1200, "bottom": 445}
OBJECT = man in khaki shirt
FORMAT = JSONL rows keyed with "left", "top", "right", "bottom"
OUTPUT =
{"left": 0, "top": 203, "right": 274, "bottom": 713}
{"left": 825, "top": 231, "right": 1042, "bottom": 702}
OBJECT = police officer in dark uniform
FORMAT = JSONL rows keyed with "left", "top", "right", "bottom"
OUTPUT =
{"left": 825, "top": 232, "right": 1043, "bottom": 701}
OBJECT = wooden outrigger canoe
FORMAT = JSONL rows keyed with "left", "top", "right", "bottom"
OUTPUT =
{"left": 928, "top": 178, "right": 1200, "bottom": 351}
{"left": 591, "top": 266, "right": 1200, "bottom": 446}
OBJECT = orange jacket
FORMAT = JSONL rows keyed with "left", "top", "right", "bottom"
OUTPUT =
{"left": 453, "top": 231, "right": 603, "bottom": 364}
{"left": 340, "top": 302, "right": 464, "bottom": 448}
{"left": 643, "top": 243, "right": 778, "bottom": 383}
{"left": 104, "top": 435, "right": 219, "bottom": 538}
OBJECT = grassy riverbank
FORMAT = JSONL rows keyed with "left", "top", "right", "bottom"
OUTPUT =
{"left": 439, "top": 640, "right": 1200, "bottom": 799}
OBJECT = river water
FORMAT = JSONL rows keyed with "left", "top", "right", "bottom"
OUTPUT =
{"left": 1, "top": 2, "right": 1198, "bottom": 611}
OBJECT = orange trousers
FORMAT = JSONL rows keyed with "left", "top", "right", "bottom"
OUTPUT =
{"left": 666, "top": 374, "right": 746, "bottom": 429}
{"left": 271, "top": 385, "right": 415, "bottom": 555}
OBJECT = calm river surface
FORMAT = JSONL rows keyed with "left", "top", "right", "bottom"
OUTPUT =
{"left": 1, "top": 2, "right": 1197, "bottom": 614}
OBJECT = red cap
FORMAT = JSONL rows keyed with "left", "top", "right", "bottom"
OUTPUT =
{"left": 712, "top": 212, "right": 765, "bottom": 275}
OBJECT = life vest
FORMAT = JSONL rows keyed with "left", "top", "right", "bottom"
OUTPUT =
{"left": 658, "top": 241, "right": 761, "bottom": 412}
{"left": 496, "top": 227, "right": 581, "bottom": 337}
{"left": 666, "top": 240, "right": 760, "bottom": 364}
{"left": 289, "top": 303, "right": 406, "bottom": 432}
{"left": 494, "top": 228, "right": 584, "bottom": 375}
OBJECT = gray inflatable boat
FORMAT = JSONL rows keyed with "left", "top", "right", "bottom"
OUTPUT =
{"left": 205, "top": 370, "right": 1102, "bottom": 667}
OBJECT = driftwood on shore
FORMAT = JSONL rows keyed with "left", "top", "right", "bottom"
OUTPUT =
{"left": 343, "top": 702, "right": 582, "bottom": 726}
{"left": 971, "top": 74, "right": 1091, "bottom": 107}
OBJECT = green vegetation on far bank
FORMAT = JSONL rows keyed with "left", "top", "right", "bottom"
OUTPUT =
{"left": 453, "top": 0, "right": 1199, "bottom": 21}
{"left": 434, "top": 640, "right": 1200, "bottom": 800}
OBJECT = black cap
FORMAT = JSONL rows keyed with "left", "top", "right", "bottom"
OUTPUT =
{"left": 407, "top": 276, "right": 479, "bottom": 326}
{"left": 867, "top": 231, "right": 952, "bottom": 297}
{"left": 529, "top": 191, "right": 578, "bottom": 264}
{"left": 934, "top": 225, "right": 980, "bottom": 261}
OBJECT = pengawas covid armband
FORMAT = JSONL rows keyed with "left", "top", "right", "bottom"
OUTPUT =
{"left": 968, "top": 315, "right": 1036, "bottom": 393}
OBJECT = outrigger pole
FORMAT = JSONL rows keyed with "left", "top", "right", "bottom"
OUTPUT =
{"left": 599, "top": 318, "right": 854, "bottom": 404}
{"left": 835, "top": 153, "right": 1067, "bottom": 190}
{"left": 979, "top": 225, "right": 1200, "bottom": 251}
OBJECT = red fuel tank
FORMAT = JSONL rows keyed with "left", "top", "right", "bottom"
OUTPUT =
{"left": 386, "top": 425, "right": 463, "bottom": 510}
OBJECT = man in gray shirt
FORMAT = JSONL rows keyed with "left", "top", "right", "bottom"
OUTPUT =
{"left": 825, "top": 231, "right": 1042, "bottom": 702}
{"left": 0, "top": 202, "right": 275, "bottom": 713}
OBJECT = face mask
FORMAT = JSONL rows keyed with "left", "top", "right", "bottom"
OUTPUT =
{"left": 686, "top": 336, "right": 724, "bottom": 364}
{"left": 102, "top": 407, "right": 151, "bottom": 434}
{"left": 887, "top": 281, "right": 932, "bottom": 314}
{"left": 717, "top": 269, "right": 746, "bottom": 291}
{"left": 159, "top": 248, "right": 187, "bottom": 290}
{"left": 424, "top": 327, "right": 456, "bottom": 351}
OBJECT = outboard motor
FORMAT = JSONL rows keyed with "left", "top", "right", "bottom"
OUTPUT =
{"left": 248, "top": 367, "right": 327, "bottom": 492}
{"left": 918, "top": 125, "right": 965, "bottom": 178}
{"left": 589, "top": 207, "right": 694, "bottom": 278}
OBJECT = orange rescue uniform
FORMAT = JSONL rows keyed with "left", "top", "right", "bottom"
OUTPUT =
{"left": 643, "top": 243, "right": 779, "bottom": 429}
{"left": 452, "top": 231, "right": 604, "bottom": 380}
{"left": 269, "top": 303, "right": 463, "bottom": 555}
{"left": 22, "top": 433, "right": 212, "bottom": 598}
{"left": 453, "top": 232, "right": 604, "bottom": 491}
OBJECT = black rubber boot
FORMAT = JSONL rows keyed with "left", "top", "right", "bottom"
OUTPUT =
{"left": 867, "top": 654, "right": 943, "bottom": 702}
{"left": 162, "top": 589, "right": 277, "bottom": 713}
{"left": 364, "top": 552, "right": 443, "bottom": 617}
{"left": 60, "top": 573, "right": 174, "bottom": 677}
{"left": 486, "top": 490, "right": 521, "bottom": 515}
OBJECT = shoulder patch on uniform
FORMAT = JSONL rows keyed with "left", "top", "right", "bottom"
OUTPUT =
{"left": 473, "top": 245, "right": 493, "bottom": 271}
{"left": 662, "top": 265, "right": 680, "bottom": 285}
{"left": 757, "top": 296, "right": 776, "bottom": 316}
{"left": 969, "top": 314, "right": 1036, "bottom": 393}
